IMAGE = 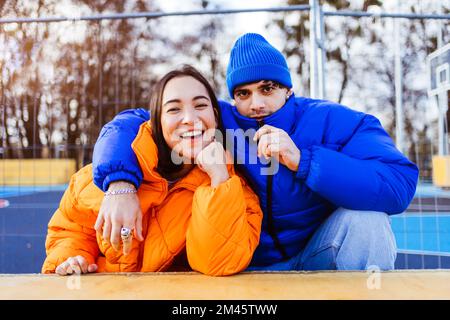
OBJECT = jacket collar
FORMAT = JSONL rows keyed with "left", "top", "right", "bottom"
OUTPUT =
{"left": 131, "top": 121, "right": 164, "bottom": 184}
{"left": 230, "top": 94, "right": 297, "bottom": 133}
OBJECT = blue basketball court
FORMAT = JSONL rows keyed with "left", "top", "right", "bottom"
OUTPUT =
{"left": 1, "top": 183, "right": 449, "bottom": 273}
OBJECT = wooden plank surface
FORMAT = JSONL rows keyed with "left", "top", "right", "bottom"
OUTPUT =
{"left": 1, "top": 270, "right": 449, "bottom": 300}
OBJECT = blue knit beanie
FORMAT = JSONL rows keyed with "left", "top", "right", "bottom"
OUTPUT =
{"left": 226, "top": 33, "right": 292, "bottom": 98}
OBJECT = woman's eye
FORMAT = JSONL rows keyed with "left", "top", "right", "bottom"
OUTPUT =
{"left": 195, "top": 104, "right": 208, "bottom": 109}
{"left": 167, "top": 107, "right": 180, "bottom": 113}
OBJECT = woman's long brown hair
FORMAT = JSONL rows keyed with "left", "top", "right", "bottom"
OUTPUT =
{"left": 149, "top": 64, "right": 224, "bottom": 179}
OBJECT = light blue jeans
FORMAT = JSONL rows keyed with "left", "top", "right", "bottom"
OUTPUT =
{"left": 247, "top": 207, "right": 397, "bottom": 271}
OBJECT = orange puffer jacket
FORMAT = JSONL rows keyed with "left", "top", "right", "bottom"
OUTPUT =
{"left": 42, "top": 121, "right": 263, "bottom": 276}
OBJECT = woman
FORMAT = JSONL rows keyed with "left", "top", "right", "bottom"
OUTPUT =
{"left": 42, "top": 65, "right": 262, "bottom": 276}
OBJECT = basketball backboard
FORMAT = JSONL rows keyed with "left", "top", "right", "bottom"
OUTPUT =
{"left": 428, "top": 42, "right": 450, "bottom": 97}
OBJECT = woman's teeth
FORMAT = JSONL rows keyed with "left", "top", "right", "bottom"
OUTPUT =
{"left": 181, "top": 130, "right": 203, "bottom": 138}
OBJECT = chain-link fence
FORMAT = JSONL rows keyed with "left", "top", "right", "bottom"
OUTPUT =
{"left": 0, "top": 1, "right": 449, "bottom": 272}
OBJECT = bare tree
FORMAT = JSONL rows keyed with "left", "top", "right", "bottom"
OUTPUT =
{"left": 271, "top": 0, "right": 449, "bottom": 179}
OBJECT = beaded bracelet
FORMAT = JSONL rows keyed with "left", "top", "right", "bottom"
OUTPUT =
{"left": 104, "top": 188, "right": 137, "bottom": 196}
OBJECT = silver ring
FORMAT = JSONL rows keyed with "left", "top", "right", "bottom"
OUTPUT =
{"left": 120, "top": 227, "right": 132, "bottom": 241}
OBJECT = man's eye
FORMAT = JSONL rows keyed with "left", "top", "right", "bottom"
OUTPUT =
{"left": 235, "top": 91, "right": 248, "bottom": 98}
{"left": 262, "top": 86, "right": 274, "bottom": 93}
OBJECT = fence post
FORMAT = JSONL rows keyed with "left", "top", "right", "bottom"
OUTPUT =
{"left": 309, "top": 0, "right": 319, "bottom": 99}
{"left": 436, "top": 2, "right": 448, "bottom": 156}
{"left": 318, "top": 4, "right": 326, "bottom": 99}
{"left": 394, "top": 0, "right": 404, "bottom": 154}
{"left": 309, "top": 0, "right": 326, "bottom": 99}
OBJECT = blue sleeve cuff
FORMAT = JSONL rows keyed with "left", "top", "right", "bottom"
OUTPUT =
{"left": 296, "top": 148, "right": 312, "bottom": 180}
{"left": 102, "top": 171, "right": 141, "bottom": 192}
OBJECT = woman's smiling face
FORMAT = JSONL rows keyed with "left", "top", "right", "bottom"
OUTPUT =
{"left": 161, "top": 76, "right": 217, "bottom": 161}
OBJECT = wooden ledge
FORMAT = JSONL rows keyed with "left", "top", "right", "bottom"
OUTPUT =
{"left": 1, "top": 270, "right": 449, "bottom": 300}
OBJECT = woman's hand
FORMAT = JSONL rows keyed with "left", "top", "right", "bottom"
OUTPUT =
{"left": 196, "top": 141, "right": 230, "bottom": 187}
{"left": 95, "top": 181, "right": 144, "bottom": 255}
{"left": 55, "top": 255, "right": 98, "bottom": 276}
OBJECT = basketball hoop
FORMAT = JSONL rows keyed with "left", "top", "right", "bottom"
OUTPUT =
{"left": 427, "top": 42, "right": 450, "bottom": 99}
{"left": 428, "top": 42, "right": 450, "bottom": 157}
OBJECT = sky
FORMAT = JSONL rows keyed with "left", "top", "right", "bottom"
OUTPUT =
{"left": 156, "top": 0, "right": 283, "bottom": 42}
{"left": 146, "top": 0, "right": 289, "bottom": 97}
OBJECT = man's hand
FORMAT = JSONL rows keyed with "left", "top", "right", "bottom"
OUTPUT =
{"left": 95, "top": 181, "right": 143, "bottom": 255}
{"left": 253, "top": 125, "right": 301, "bottom": 172}
{"left": 55, "top": 255, "right": 98, "bottom": 276}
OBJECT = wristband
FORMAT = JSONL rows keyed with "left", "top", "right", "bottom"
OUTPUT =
{"left": 104, "top": 188, "right": 137, "bottom": 196}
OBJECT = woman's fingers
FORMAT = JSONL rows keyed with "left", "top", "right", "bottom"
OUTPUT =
{"left": 122, "top": 241, "right": 131, "bottom": 256}
{"left": 95, "top": 182, "right": 144, "bottom": 254}
{"left": 94, "top": 210, "right": 105, "bottom": 234}
{"left": 197, "top": 141, "right": 226, "bottom": 168}
{"left": 134, "top": 209, "right": 144, "bottom": 242}
{"left": 67, "top": 257, "right": 81, "bottom": 275}
{"left": 55, "top": 261, "right": 70, "bottom": 276}
{"left": 110, "top": 222, "right": 122, "bottom": 251}
{"left": 87, "top": 264, "right": 98, "bottom": 273}
{"left": 55, "top": 256, "right": 97, "bottom": 276}
{"left": 75, "top": 255, "right": 89, "bottom": 274}
{"left": 102, "top": 219, "right": 112, "bottom": 245}
{"left": 121, "top": 228, "right": 133, "bottom": 256}
{"left": 120, "top": 224, "right": 134, "bottom": 256}
{"left": 96, "top": 186, "right": 145, "bottom": 254}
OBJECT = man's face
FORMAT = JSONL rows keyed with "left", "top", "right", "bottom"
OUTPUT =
{"left": 233, "top": 80, "right": 291, "bottom": 120}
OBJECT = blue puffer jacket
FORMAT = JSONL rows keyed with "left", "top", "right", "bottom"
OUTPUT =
{"left": 93, "top": 95, "right": 419, "bottom": 266}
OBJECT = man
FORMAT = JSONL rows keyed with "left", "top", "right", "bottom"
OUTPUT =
{"left": 92, "top": 33, "right": 418, "bottom": 270}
